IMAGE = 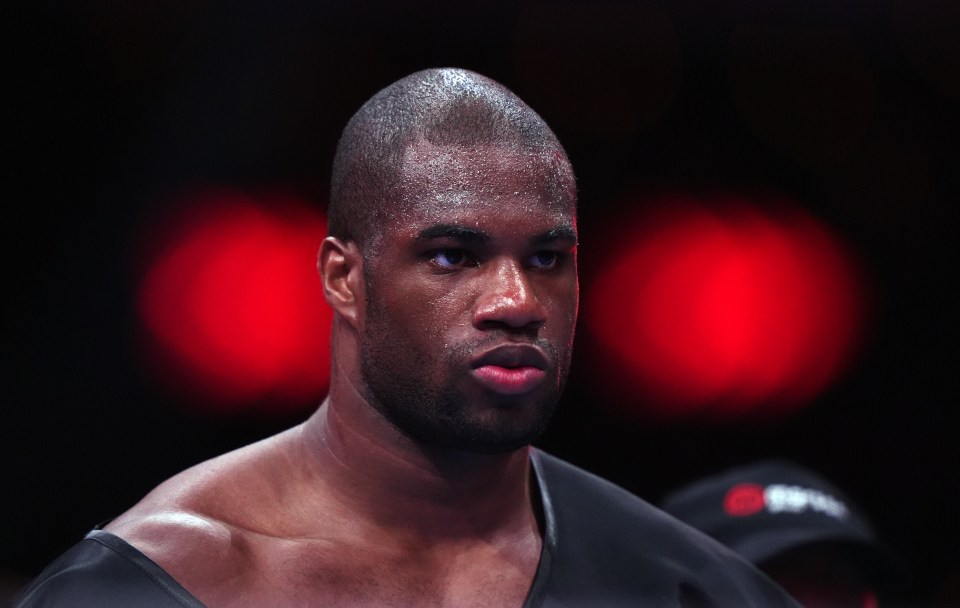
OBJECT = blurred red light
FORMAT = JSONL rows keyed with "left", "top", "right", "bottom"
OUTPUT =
{"left": 137, "top": 190, "right": 331, "bottom": 414}
{"left": 585, "top": 198, "right": 865, "bottom": 421}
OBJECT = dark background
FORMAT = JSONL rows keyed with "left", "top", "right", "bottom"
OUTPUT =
{"left": 6, "top": 1, "right": 958, "bottom": 605}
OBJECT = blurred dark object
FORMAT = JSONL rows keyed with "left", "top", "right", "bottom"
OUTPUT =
{"left": 661, "top": 460, "right": 908, "bottom": 608}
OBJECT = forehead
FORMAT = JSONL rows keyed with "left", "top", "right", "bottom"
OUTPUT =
{"left": 389, "top": 140, "right": 576, "bottom": 225}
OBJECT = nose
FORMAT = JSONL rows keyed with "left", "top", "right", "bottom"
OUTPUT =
{"left": 472, "top": 258, "right": 547, "bottom": 331}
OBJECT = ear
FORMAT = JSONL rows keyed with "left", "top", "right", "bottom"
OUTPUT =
{"left": 319, "top": 236, "right": 364, "bottom": 327}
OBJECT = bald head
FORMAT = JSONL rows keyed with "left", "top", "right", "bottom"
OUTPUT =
{"left": 328, "top": 68, "right": 576, "bottom": 253}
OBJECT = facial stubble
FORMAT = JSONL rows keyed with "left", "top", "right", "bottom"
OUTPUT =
{"left": 358, "top": 279, "right": 572, "bottom": 454}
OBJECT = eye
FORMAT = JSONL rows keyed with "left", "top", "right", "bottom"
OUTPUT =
{"left": 430, "top": 248, "right": 473, "bottom": 269}
{"left": 528, "top": 251, "right": 561, "bottom": 269}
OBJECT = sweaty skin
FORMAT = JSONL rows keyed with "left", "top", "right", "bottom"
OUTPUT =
{"left": 105, "top": 142, "right": 578, "bottom": 607}
{"left": 358, "top": 141, "right": 578, "bottom": 453}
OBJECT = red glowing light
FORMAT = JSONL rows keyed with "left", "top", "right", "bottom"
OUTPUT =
{"left": 724, "top": 484, "right": 767, "bottom": 517}
{"left": 585, "top": 198, "right": 865, "bottom": 421}
{"left": 137, "top": 190, "right": 331, "bottom": 414}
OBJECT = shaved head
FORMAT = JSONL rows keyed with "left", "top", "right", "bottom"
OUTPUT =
{"left": 328, "top": 68, "right": 576, "bottom": 255}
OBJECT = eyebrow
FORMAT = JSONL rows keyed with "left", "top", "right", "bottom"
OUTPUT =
{"left": 415, "top": 225, "right": 492, "bottom": 244}
{"left": 531, "top": 226, "right": 578, "bottom": 247}
{"left": 415, "top": 224, "right": 578, "bottom": 247}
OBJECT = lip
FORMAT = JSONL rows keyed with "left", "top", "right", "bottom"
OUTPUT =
{"left": 469, "top": 344, "right": 550, "bottom": 395}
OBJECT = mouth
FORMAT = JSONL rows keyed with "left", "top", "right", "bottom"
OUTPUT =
{"left": 469, "top": 344, "right": 550, "bottom": 396}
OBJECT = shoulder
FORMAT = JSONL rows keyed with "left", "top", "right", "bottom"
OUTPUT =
{"left": 87, "top": 489, "right": 266, "bottom": 606}
{"left": 12, "top": 530, "right": 206, "bottom": 608}
{"left": 532, "top": 449, "right": 722, "bottom": 556}
{"left": 532, "top": 448, "right": 687, "bottom": 541}
{"left": 106, "top": 426, "right": 302, "bottom": 547}
{"left": 17, "top": 430, "right": 305, "bottom": 608}
{"left": 97, "top": 436, "right": 298, "bottom": 599}
{"left": 531, "top": 450, "right": 800, "bottom": 607}
{"left": 106, "top": 508, "right": 246, "bottom": 583}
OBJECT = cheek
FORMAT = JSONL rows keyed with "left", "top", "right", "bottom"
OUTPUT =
{"left": 373, "top": 275, "right": 471, "bottom": 343}
{"left": 545, "top": 277, "right": 580, "bottom": 333}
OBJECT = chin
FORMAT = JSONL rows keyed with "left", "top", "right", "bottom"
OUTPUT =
{"left": 414, "top": 398, "right": 557, "bottom": 454}
{"left": 362, "top": 356, "right": 563, "bottom": 454}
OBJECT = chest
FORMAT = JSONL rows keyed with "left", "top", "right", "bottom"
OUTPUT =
{"left": 196, "top": 536, "right": 541, "bottom": 608}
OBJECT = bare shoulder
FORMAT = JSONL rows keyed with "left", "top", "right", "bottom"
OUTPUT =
{"left": 106, "top": 508, "right": 243, "bottom": 580}
{"left": 103, "top": 429, "right": 304, "bottom": 597}
{"left": 104, "top": 481, "right": 253, "bottom": 599}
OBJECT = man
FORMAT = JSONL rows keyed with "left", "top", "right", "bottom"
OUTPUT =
{"left": 16, "top": 68, "right": 799, "bottom": 607}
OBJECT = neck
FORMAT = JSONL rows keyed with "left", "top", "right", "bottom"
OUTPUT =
{"left": 295, "top": 374, "right": 539, "bottom": 543}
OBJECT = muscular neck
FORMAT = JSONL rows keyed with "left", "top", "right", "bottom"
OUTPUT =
{"left": 296, "top": 378, "right": 540, "bottom": 545}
